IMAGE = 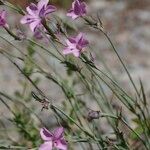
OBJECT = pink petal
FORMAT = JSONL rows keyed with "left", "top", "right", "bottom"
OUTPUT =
{"left": 63, "top": 48, "right": 80, "bottom": 57}
{"left": 71, "top": 1, "right": 76, "bottom": 10}
{"left": 66, "top": 39, "right": 76, "bottom": 48}
{"left": 54, "top": 139, "right": 67, "bottom": 150}
{"left": 67, "top": 11, "right": 78, "bottom": 20}
{"left": 76, "top": 32, "right": 84, "bottom": 42}
{"left": 76, "top": 33, "right": 89, "bottom": 48}
{"left": 68, "top": 37, "right": 76, "bottom": 44}
{"left": 63, "top": 48, "right": 73, "bottom": 55}
{"left": 40, "top": 128, "right": 53, "bottom": 141}
{"left": 39, "top": 141, "right": 52, "bottom": 150}
{"left": 20, "top": 16, "right": 28, "bottom": 24}
{"left": 80, "top": 39, "right": 89, "bottom": 47}
{"left": 45, "top": 5, "right": 56, "bottom": 15}
{"left": 29, "top": 20, "right": 41, "bottom": 32}
{"left": 26, "top": 6, "right": 37, "bottom": 16}
{"left": 20, "top": 15, "right": 35, "bottom": 24}
{"left": 80, "top": 2, "right": 87, "bottom": 14}
{"left": 0, "top": 10, "right": 6, "bottom": 19}
{"left": 74, "top": 0, "right": 81, "bottom": 15}
{"left": 53, "top": 127, "right": 64, "bottom": 139}
{"left": 28, "top": 3, "right": 38, "bottom": 10}
{"left": 73, "top": 51, "right": 80, "bottom": 57}
{"left": 38, "top": 0, "right": 49, "bottom": 10}
{"left": 67, "top": 0, "right": 87, "bottom": 19}
{"left": 63, "top": 48, "right": 75, "bottom": 54}
{"left": 0, "top": 10, "right": 7, "bottom": 27}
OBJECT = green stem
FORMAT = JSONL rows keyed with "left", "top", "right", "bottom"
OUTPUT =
{"left": 51, "top": 104, "right": 94, "bottom": 139}
{"left": 42, "top": 19, "right": 57, "bottom": 40}
{"left": 4, "top": 27, "right": 21, "bottom": 41}
{"left": 100, "top": 113, "right": 148, "bottom": 149}
{"left": 97, "top": 27, "right": 140, "bottom": 98}
{"left": 83, "top": 17, "right": 140, "bottom": 97}
{"left": 27, "top": 38, "right": 62, "bottom": 61}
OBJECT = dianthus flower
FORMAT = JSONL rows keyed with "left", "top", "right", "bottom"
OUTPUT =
{"left": 67, "top": 0, "right": 87, "bottom": 19}
{"left": 21, "top": 0, "right": 56, "bottom": 32}
{"left": 39, "top": 127, "right": 67, "bottom": 150}
{"left": 63, "top": 33, "right": 89, "bottom": 57}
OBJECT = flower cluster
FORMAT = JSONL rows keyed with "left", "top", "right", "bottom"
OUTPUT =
{"left": 0, "top": 0, "right": 89, "bottom": 57}
{"left": 0, "top": 0, "right": 89, "bottom": 148}
{"left": 14, "top": 0, "right": 89, "bottom": 149}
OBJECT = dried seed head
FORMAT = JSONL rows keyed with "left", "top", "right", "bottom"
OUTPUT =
{"left": 41, "top": 99, "right": 50, "bottom": 111}
{"left": 87, "top": 109, "right": 100, "bottom": 122}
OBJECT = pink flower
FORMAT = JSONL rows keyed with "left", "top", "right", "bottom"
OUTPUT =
{"left": 20, "top": 0, "right": 56, "bottom": 32}
{"left": 40, "top": 127, "right": 67, "bottom": 150}
{"left": 63, "top": 33, "right": 89, "bottom": 57}
{"left": 67, "top": 0, "right": 87, "bottom": 19}
{"left": 0, "top": 10, "right": 8, "bottom": 28}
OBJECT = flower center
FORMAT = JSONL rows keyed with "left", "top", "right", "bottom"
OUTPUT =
{"left": 76, "top": 45, "right": 82, "bottom": 51}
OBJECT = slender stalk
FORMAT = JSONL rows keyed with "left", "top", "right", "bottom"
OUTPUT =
{"left": 0, "top": 145, "right": 26, "bottom": 150}
{"left": 42, "top": 19, "right": 57, "bottom": 40}
{"left": 27, "top": 38, "right": 62, "bottom": 61}
{"left": 100, "top": 113, "right": 148, "bottom": 149}
{"left": 51, "top": 104, "right": 94, "bottom": 139}
{"left": 80, "top": 54, "right": 135, "bottom": 104}
{"left": 96, "top": 26, "right": 140, "bottom": 98}
{"left": 83, "top": 17, "right": 140, "bottom": 97}
{"left": 0, "top": 97, "right": 16, "bottom": 116}
{"left": 4, "top": 27, "right": 21, "bottom": 41}
{"left": 0, "top": 91, "right": 47, "bottom": 128}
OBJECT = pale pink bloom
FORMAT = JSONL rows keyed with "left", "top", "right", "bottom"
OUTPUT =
{"left": 39, "top": 127, "right": 67, "bottom": 150}
{"left": 20, "top": 0, "right": 56, "bottom": 32}
{"left": 67, "top": 0, "right": 87, "bottom": 19}
{"left": 0, "top": 10, "right": 8, "bottom": 28}
{"left": 63, "top": 33, "right": 89, "bottom": 57}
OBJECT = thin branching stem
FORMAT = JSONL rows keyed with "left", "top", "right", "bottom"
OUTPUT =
{"left": 100, "top": 113, "right": 149, "bottom": 150}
